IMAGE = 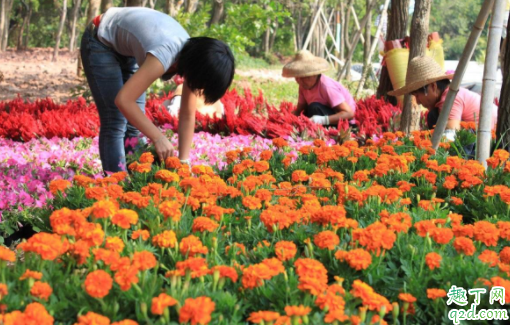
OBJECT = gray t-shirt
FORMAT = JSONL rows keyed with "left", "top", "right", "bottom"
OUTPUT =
{"left": 97, "top": 7, "right": 190, "bottom": 80}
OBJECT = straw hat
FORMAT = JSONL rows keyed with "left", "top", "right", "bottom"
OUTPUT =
{"left": 282, "top": 50, "right": 330, "bottom": 78}
{"left": 388, "top": 56, "right": 454, "bottom": 97}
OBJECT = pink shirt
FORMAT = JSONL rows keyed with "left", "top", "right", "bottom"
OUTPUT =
{"left": 436, "top": 87, "right": 498, "bottom": 129}
{"left": 298, "top": 74, "right": 357, "bottom": 114}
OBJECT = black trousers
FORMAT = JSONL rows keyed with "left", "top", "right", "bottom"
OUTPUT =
{"left": 303, "top": 102, "right": 337, "bottom": 118}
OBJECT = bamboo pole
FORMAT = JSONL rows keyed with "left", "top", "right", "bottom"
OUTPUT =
{"left": 431, "top": 0, "right": 495, "bottom": 150}
{"left": 476, "top": 0, "right": 506, "bottom": 167}
{"left": 302, "top": 1, "right": 325, "bottom": 50}
{"left": 355, "top": 0, "right": 391, "bottom": 97}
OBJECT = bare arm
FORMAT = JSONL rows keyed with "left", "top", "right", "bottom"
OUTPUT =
{"left": 115, "top": 53, "right": 174, "bottom": 161}
{"left": 293, "top": 102, "right": 307, "bottom": 116}
{"left": 326, "top": 102, "right": 355, "bottom": 125}
{"left": 446, "top": 119, "right": 461, "bottom": 130}
{"left": 178, "top": 83, "right": 198, "bottom": 160}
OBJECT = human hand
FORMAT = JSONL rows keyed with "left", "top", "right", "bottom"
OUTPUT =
{"left": 153, "top": 136, "right": 175, "bottom": 162}
{"left": 310, "top": 115, "right": 329, "bottom": 125}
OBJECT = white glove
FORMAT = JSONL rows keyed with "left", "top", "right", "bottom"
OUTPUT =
{"left": 310, "top": 115, "right": 329, "bottom": 125}
{"left": 444, "top": 129, "right": 457, "bottom": 142}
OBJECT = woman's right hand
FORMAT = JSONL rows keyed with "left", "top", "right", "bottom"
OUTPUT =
{"left": 153, "top": 136, "right": 175, "bottom": 162}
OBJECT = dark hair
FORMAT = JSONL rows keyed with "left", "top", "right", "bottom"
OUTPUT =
{"left": 177, "top": 37, "right": 235, "bottom": 104}
{"left": 435, "top": 79, "right": 451, "bottom": 93}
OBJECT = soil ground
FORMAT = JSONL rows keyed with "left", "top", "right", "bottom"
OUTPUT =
{"left": 0, "top": 48, "right": 289, "bottom": 103}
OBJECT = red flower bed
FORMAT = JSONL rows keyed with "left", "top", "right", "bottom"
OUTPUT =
{"left": 0, "top": 90, "right": 400, "bottom": 141}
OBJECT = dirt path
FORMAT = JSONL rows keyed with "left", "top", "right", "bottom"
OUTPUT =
{"left": 0, "top": 48, "right": 290, "bottom": 104}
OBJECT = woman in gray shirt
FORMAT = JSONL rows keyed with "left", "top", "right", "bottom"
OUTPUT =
{"left": 81, "top": 7, "right": 235, "bottom": 173}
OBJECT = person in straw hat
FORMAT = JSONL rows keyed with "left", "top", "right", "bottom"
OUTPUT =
{"left": 282, "top": 50, "right": 356, "bottom": 126}
{"left": 388, "top": 56, "right": 498, "bottom": 140}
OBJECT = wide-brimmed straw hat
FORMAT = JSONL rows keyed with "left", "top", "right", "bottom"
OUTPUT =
{"left": 388, "top": 56, "right": 454, "bottom": 97}
{"left": 282, "top": 50, "right": 330, "bottom": 78}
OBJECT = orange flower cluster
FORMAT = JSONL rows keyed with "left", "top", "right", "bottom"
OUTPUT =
{"left": 336, "top": 248, "right": 372, "bottom": 271}
{"left": 151, "top": 293, "right": 177, "bottom": 315}
{"left": 49, "top": 179, "right": 72, "bottom": 195}
{"left": 274, "top": 241, "right": 297, "bottom": 261}
{"left": 352, "top": 222, "right": 396, "bottom": 256}
{"left": 425, "top": 252, "right": 442, "bottom": 270}
{"left": 350, "top": 280, "right": 392, "bottom": 313}
{"left": 1, "top": 302, "right": 54, "bottom": 325}
{"left": 192, "top": 217, "right": 219, "bottom": 233}
{"left": 0, "top": 246, "right": 16, "bottom": 262}
{"left": 30, "top": 281, "right": 53, "bottom": 300}
{"left": 152, "top": 230, "right": 177, "bottom": 248}
{"left": 242, "top": 258, "right": 284, "bottom": 289}
{"left": 74, "top": 311, "right": 110, "bottom": 325}
{"left": 314, "top": 231, "right": 340, "bottom": 250}
{"left": 180, "top": 235, "right": 209, "bottom": 257}
{"left": 84, "top": 270, "right": 113, "bottom": 298}
{"left": 176, "top": 257, "right": 209, "bottom": 278}
{"left": 294, "top": 258, "right": 328, "bottom": 295}
{"left": 247, "top": 311, "right": 280, "bottom": 324}
{"left": 18, "top": 232, "right": 68, "bottom": 261}
{"left": 179, "top": 296, "right": 215, "bottom": 325}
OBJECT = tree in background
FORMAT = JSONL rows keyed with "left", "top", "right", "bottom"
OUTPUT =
{"left": 400, "top": 0, "right": 432, "bottom": 133}
{"left": 376, "top": 0, "right": 410, "bottom": 104}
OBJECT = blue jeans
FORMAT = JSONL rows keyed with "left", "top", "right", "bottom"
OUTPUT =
{"left": 80, "top": 26, "right": 146, "bottom": 173}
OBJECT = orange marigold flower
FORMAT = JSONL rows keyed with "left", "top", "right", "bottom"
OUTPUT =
{"left": 427, "top": 288, "right": 447, "bottom": 299}
{"left": 253, "top": 161, "right": 270, "bottom": 173}
{"left": 324, "top": 309, "right": 349, "bottom": 323}
{"left": 284, "top": 305, "right": 311, "bottom": 317}
{"left": 158, "top": 200, "right": 182, "bottom": 222}
{"left": 453, "top": 237, "right": 476, "bottom": 256}
{"left": 139, "top": 152, "right": 154, "bottom": 164}
{"left": 314, "top": 231, "right": 340, "bottom": 250}
{"left": 398, "top": 293, "right": 417, "bottom": 303}
{"left": 272, "top": 138, "right": 289, "bottom": 148}
{"left": 132, "top": 251, "right": 157, "bottom": 271}
{"left": 91, "top": 200, "right": 118, "bottom": 219}
{"left": 155, "top": 170, "right": 180, "bottom": 183}
{"left": 135, "top": 162, "right": 152, "bottom": 173}
{"left": 500, "top": 247, "right": 510, "bottom": 264}
{"left": 132, "top": 229, "right": 150, "bottom": 241}
{"left": 344, "top": 248, "right": 372, "bottom": 271}
{"left": 18, "top": 232, "right": 67, "bottom": 261}
{"left": 192, "top": 217, "right": 219, "bottom": 233}
{"left": 179, "top": 296, "right": 216, "bottom": 325}
{"left": 430, "top": 227, "right": 454, "bottom": 245}
{"left": 74, "top": 311, "right": 110, "bottom": 325}
{"left": 0, "top": 246, "right": 16, "bottom": 262}
{"left": 152, "top": 230, "right": 177, "bottom": 248}
{"left": 490, "top": 277, "right": 510, "bottom": 303}
{"left": 151, "top": 293, "right": 177, "bottom": 315}
{"left": 274, "top": 241, "right": 297, "bottom": 261}
{"left": 165, "top": 156, "right": 182, "bottom": 169}
{"left": 473, "top": 221, "right": 499, "bottom": 247}
{"left": 291, "top": 170, "right": 309, "bottom": 183}
{"left": 30, "top": 281, "right": 52, "bottom": 300}
{"left": 74, "top": 175, "right": 95, "bottom": 187}
{"left": 425, "top": 252, "right": 442, "bottom": 270}
{"left": 260, "top": 150, "right": 273, "bottom": 161}
{"left": 85, "top": 187, "right": 108, "bottom": 201}
{"left": 111, "top": 209, "right": 139, "bottom": 229}
{"left": 19, "top": 269, "right": 42, "bottom": 281}
{"left": 114, "top": 265, "right": 139, "bottom": 291}
{"left": 0, "top": 283, "right": 7, "bottom": 299}
{"left": 176, "top": 257, "right": 209, "bottom": 278}
{"left": 104, "top": 236, "right": 125, "bottom": 253}
{"left": 49, "top": 179, "right": 72, "bottom": 195}
{"left": 242, "top": 196, "right": 262, "bottom": 210}
{"left": 180, "top": 235, "right": 209, "bottom": 257}
{"left": 84, "top": 270, "right": 113, "bottom": 299}
{"left": 350, "top": 280, "right": 392, "bottom": 312}
{"left": 210, "top": 265, "right": 238, "bottom": 283}
{"left": 478, "top": 249, "right": 499, "bottom": 267}
{"left": 13, "top": 302, "right": 54, "bottom": 325}
{"left": 247, "top": 311, "right": 280, "bottom": 323}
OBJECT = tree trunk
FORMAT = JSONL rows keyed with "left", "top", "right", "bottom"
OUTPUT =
{"left": 362, "top": 0, "right": 372, "bottom": 85}
{"left": 376, "top": 0, "right": 410, "bottom": 105}
{"left": 53, "top": 0, "right": 68, "bottom": 62}
{"left": 185, "top": 0, "right": 197, "bottom": 13}
{"left": 400, "top": 0, "right": 432, "bottom": 133}
{"left": 87, "top": 0, "right": 101, "bottom": 25}
{"left": 496, "top": 12, "right": 510, "bottom": 150}
{"left": 23, "top": 5, "right": 32, "bottom": 48}
{"left": 148, "top": 0, "right": 156, "bottom": 9}
{"left": 17, "top": 1, "right": 30, "bottom": 51}
{"left": 269, "top": 19, "right": 278, "bottom": 52}
{"left": 1, "top": 0, "right": 14, "bottom": 51}
{"left": 101, "top": 0, "right": 113, "bottom": 12}
{"left": 208, "top": 0, "right": 224, "bottom": 26}
{"left": 126, "top": 0, "right": 143, "bottom": 7}
{"left": 69, "top": 0, "right": 82, "bottom": 52}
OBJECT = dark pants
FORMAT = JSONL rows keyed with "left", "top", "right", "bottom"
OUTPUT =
{"left": 304, "top": 102, "right": 337, "bottom": 118}
{"left": 304, "top": 102, "right": 356, "bottom": 129}
{"left": 80, "top": 26, "right": 146, "bottom": 173}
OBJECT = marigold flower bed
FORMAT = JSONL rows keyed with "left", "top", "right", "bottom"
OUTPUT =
{"left": 1, "top": 129, "right": 510, "bottom": 324}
